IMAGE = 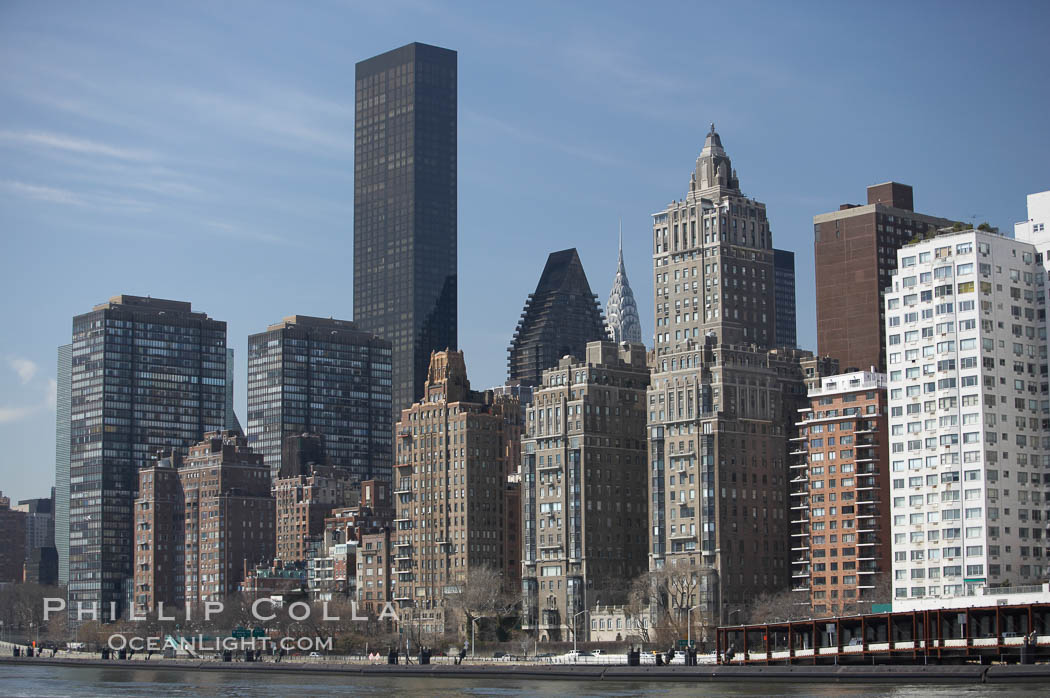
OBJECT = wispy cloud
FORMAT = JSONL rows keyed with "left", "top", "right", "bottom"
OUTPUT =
{"left": 169, "top": 86, "right": 356, "bottom": 155}
{"left": 0, "top": 130, "right": 156, "bottom": 161}
{"left": 463, "top": 108, "right": 624, "bottom": 168}
{"left": 0, "top": 405, "right": 37, "bottom": 424}
{"left": 1, "top": 179, "right": 152, "bottom": 213}
{"left": 8, "top": 357, "right": 38, "bottom": 384}
{"left": 0, "top": 361, "right": 54, "bottom": 423}
{"left": 202, "top": 219, "right": 293, "bottom": 246}
{"left": 1, "top": 181, "right": 86, "bottom": 206}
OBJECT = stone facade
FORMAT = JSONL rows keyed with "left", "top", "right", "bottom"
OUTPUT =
{"left": 392, "top": 350, "right": 522, "bottom": 634}
{"left": 521, "top": 341, "right": 649, "bottom": 642}
{"left": 134, "top": 431, "right": 274, "bottom": 611}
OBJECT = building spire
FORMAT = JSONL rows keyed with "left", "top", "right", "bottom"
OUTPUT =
{"left": 618, "top": 218, "right": 624, "bottom": 268}
{"left": 606, "top": 221, "right": 642, "bottom": 345}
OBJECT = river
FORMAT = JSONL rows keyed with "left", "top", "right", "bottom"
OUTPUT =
{"left": 0, "top": 664, "right": 1039, "bottom": 697}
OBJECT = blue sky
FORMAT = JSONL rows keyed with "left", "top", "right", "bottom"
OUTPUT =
{"left": 1, "top": 0, "right": 1047, "bottom": 502}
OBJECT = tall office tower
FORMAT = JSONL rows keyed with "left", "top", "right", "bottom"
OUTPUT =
{"left": 773, "top": 249, "right": 798, "bottom": 348}
{"left": 392, "top": 350, "right": 522, "bottom": 635}
{"left": 790, "top": 371, "right": 891, "bottom": 617}
{"left": 133, "top": 431, "right": 274, "bottom": 611}
{"left": 353, "top": 42, "right": 458, "bottom": 419}
{"left": 508, "top": 249, "right": 608, "bottom": 387}
{"left": 647, "top": 126, "right": 819, "bottom": 625}
{"left": 606, "top": 234, "right": 643, "bottom": 345}
{"left": 520, "top": 341, "right": 649, "bottom": 643}
{"left": 885, "top": 229, "right": 1050, "bottom": 604}
{"left": 247, "top": 316, "right": 392, "bottom": 482}
{"left": 225, "top": 348, "right": 242, "bottom": 435}
{"left": 0, "top": 492, "right": 26, "bottom": 583}
{"left": 814, "top": 183, "right": 956, "bottom": 372}
{"left": 69, "top": 295, "right": 226, "bottom": 618}
{"left": 55, "top": 343, "right": 71, "bottom": 586}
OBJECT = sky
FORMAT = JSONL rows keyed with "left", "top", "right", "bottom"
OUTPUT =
{"left": 1, "top": 0, "right": 1048, "bottom": 503}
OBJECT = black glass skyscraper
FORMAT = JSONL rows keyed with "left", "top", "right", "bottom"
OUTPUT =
{"left": 773, "top": 248, "right": 797, "bottom": 348}
{"left": 353, "top": 42, "right": 457, "bottom": 419}
{"left": 246, "top": 315, "right": 392, "bottom": 482}
{"left": 67, "top": 295, "right": 226, "bottom": 618}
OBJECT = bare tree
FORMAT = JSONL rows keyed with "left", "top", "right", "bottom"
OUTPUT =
{"left": 441, "top": 565, "right": 517, "bottom": 644}
{"left": 627, "top": 565, "right": 717, "bottom": 648}
{"left": 744, "top": 588, "right": 811, "bottom": 624}
{"left": 625, "top": 574, "right": 654, "bottom": 645}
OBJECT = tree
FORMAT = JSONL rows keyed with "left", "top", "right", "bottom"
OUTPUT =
{"left": 744, "top": 588, "right": 811, "bottom": 624}
{"left": 628, "top": 564, "right": 718, "bottom": 648}
{"left": 441, "top": 565, "right": 517, "bottom": 644}
{"left": 625, "top": 574, "right": 654, "bottom": 645}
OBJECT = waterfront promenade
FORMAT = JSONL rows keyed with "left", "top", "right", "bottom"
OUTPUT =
{"left": 4, "top": 653, "right": 1050, "bottom": 684}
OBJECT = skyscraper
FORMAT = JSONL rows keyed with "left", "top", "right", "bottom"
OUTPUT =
{"left": 508, "top": 248, "right": 608, "bottom": 387}
{"left": 520, "top": 341, "right": 649, "bottom": 642}
{"left": 790, "top": 371, "right": 891, "bottom": 616}
{"left": 651, "top": 125, "right": 776, "bottom": 351}
{"left": 55, "top": 343, "right": 71, "bottom": 586}
{"left": 353, "top": 42, "right": 458, "bottom": 419}
{"left": 647, "top": 126, "right": 818, "bottom": 624}
{"left": 68, "top": 295, "right": 227, "bottom": 617}
{"left": 885, "top": 229, "right": 1050, "bottom": 602}
{"left": 246, "top": 315, "right": 392, "bottom": 482}
{"left": 773, "top": 248, "right": 797, "bottom": 348}
{"left": 392, "top": 350, "right": 522, "bottom": 634}
{"left": 225, "top": 347, "right": 242, "bottom": 435}
{"left": 606, "top": 230, "right": 643, "bottom": 345}
{"left": 814, "top": 183, "right": 955, "bottom": 372}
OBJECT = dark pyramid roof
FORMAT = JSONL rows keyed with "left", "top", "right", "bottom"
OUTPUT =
{"left": 533, "top": 248, "right": 594, "bottom": 296}
{"left": 507, "top": 248, "right": 608, "bottom": 387}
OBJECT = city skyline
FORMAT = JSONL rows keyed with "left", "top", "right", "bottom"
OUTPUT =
{"left": 2, "top": 1, "right": 1050, "bottom": 502}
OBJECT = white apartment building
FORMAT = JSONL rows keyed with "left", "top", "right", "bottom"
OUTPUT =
{"left": 885, "top": 228, "right": 1050, "bottom": 604}
{"left": 1015, "top": 190, "right": 1050, "bottom": 343}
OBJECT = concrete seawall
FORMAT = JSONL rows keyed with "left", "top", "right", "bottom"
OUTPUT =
{"left": 3, "top": 656, "right": 1049, "bottom": 683}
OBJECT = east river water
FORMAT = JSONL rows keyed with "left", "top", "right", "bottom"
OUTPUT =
{"left": 0, "top": 664, "right": 1041, "bottom": 697}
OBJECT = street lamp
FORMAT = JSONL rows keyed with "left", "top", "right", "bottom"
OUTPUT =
{"left": 727, "top": 608, "right": 742, "bottom": 624}
{"left": 686, "top": 605, "right": 701, "bottom": 648}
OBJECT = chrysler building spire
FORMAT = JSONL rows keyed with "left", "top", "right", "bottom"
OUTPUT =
{"left": 606, "top": 220, "right": 642, "bottom": 344}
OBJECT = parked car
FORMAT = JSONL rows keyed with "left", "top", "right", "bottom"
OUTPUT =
{"left": 591, "top": 649, "right": 605, "bottom": 657}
